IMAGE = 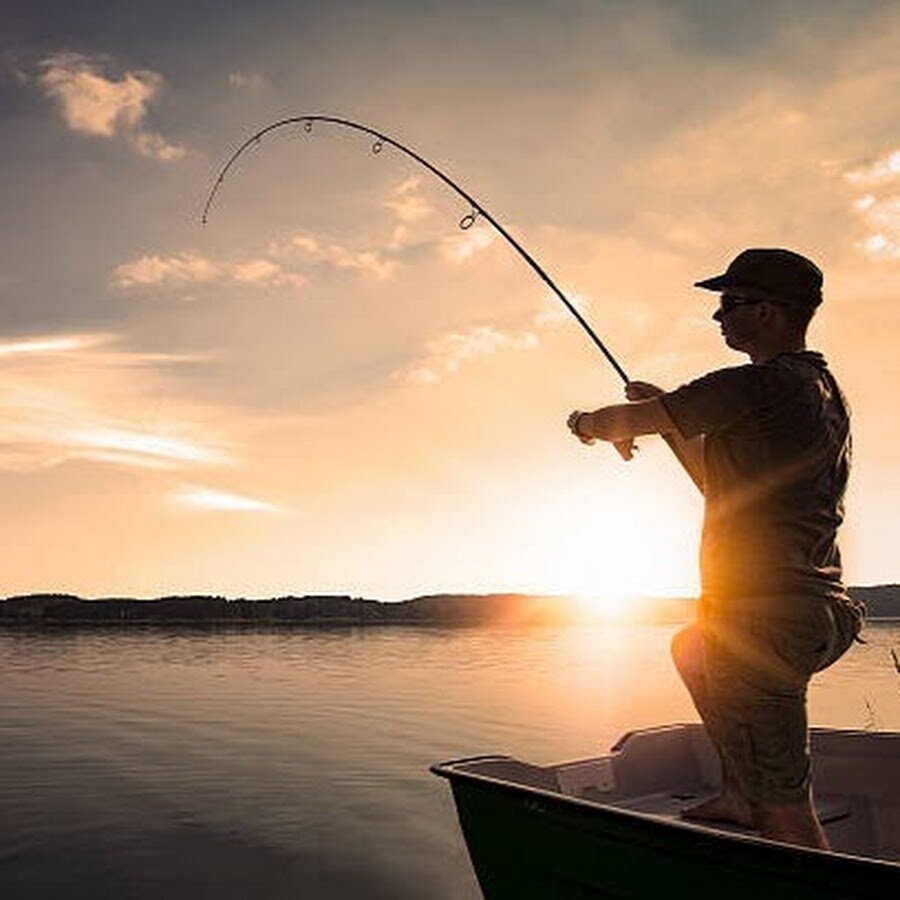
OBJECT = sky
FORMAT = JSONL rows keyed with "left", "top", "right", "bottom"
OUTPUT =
{"left": 0, "top": 0, "right": 897, "bottom": 601}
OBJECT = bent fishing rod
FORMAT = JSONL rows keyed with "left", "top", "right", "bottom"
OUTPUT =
{"left": 202, "top": 115, "right": 700, "bottom": 489}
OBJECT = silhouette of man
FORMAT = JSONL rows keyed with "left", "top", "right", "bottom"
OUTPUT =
{"left": 567, "top": 248, "right": 863, "bottom": 848}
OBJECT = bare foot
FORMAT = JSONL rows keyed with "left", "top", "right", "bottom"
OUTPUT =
{"left": 681, "top": 794, "right": 755, "bottom": 828}
{"left": 755, "top": 801, "right": 829, "bottom": 849}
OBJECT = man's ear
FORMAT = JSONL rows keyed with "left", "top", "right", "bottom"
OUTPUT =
{"left": 758, "top": 301, "right": 779, "bottom": 324}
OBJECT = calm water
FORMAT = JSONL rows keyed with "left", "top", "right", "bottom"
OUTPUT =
{"left": 1, "top": 622, "right": 898, "bottom": 898}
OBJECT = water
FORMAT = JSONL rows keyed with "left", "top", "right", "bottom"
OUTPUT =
{"left": 1, "top": 622, "right": 897, "bottom": 898}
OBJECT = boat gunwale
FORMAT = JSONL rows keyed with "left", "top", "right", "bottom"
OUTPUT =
{"left": 607, "top": 722, "right": 900, "bottom": 752}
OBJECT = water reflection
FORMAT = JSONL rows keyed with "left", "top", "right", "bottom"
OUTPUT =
{"left": 0, "top": 623, "right": 896, "bottom": 898}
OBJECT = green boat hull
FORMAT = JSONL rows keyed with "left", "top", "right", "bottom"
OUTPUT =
{"left": 438, "top": 767, "right": 899, "bottom": 899}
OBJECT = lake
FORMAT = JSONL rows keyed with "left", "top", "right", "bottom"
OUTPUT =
{"left": 1, "top": 621, "right": 897, "bottom": 898}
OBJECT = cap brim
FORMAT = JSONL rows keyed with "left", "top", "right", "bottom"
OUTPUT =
{"left": 694, "top": 274, "right": 730, "bottom": 292}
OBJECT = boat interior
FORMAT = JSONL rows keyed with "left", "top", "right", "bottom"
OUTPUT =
{"left": 450, "top": 724, "right": 900, "bottom": 863}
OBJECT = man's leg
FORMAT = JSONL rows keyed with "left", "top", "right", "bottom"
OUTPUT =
{"left": 740, "top": 679, "right": 829, "bottom": 849}
{"left": 670, "top": 624, "right": 754, "bottom": 827}
{"left": 699, "top": 601, "right": 840, "bottom": 850}
{"left": 751, "top": 598, "right": 863, "bottom": 847}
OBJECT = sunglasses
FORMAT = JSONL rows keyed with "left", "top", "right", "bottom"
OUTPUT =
{"left": 713, "top": 293, "right": 779, "bottom": 320}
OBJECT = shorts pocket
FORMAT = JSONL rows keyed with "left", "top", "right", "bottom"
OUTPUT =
{"left": 768, "top": 607, "right": 831, "bottom": 679}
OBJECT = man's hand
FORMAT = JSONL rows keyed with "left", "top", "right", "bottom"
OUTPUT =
{"left": 614, "top": 382, "right": 663, "bottom": 459}
{"left": 567, "top": 410, "right": 595, "bottom": 445}
{"left": 568, "top": 410, "right": 636, "bottom": 460}
{"left": 625, "top": 381, "right": 664, "bottom": 401}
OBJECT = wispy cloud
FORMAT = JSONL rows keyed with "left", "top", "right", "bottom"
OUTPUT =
{"left": 173, "top": 486, "right": 284, "bottom": 513}
{"left": 0, "top": 332, "right": 202, "bottom": 365}
{"left": 38, "top": 52, "right": 184, "bottom": 161}
{"left": 0, "top": 332, "right": 229, "bottom": 472}
{"left": 67, "top": 428, "right": 229, "bottom": 467}
{"left": 400, "top": 324, "right": 539, "bottom": 384}
{"left": 113, "top": 252, "right": 306, "bottom": 289}
{"left": 0, "top": 334, "right": 107, "bottom": 356}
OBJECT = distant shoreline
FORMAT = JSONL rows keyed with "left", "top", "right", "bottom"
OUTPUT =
{"left": 1, "top": 585, "right": 897, "bottom": 627}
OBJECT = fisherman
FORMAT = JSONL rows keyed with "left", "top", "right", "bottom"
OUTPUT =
{"left": 567, "top": 248, "right": 863, "bottom": 849}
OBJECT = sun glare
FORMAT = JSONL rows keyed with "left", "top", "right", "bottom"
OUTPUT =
{"left": 519, "top": 469, "right": 700, "bottom": 604}
{"left": 569, "top": 592, "right": 640, "bottom": 622}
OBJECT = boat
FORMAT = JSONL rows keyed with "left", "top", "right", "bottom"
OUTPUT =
{"left": 431, "top": 724, "right": 899, "bottom": 898}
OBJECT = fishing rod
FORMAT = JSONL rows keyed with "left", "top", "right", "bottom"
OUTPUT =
{"left": 202, "top": 115, "right": 700, "bottom": 488}
{"left": 203, "top": 115, "right": 628, "bottom": 382}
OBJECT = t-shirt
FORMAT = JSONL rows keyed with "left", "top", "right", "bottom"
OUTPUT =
{"left": 660, "top": 351, "right": 850, "bottom": 602}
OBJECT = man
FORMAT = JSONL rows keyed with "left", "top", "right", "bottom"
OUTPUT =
{"left": 567, "top": 248, "right": 863, "bottom": 849}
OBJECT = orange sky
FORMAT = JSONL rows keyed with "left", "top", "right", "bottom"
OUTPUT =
{"left": 1, "top": 1, "right": 898, "bottom": 599}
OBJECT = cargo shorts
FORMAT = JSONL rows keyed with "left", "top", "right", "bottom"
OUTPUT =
{"left": 698, "top": 594, "right": 863, "bottom": 804}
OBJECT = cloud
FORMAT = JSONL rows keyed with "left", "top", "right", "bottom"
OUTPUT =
{"left": 173, "top": 486, "right": 284, "bottom": 513}
{"left": 281, "top": 233, "right": 395, "bottom": 279}
{"left": 532, "top": 290, "right": 591, "bottom": 328}
{"left": 0, "top": 333, "right": 202, "bottom": 365}
{"left": 231, "top": 258, "right": 304, "bottom": 286}
{"left": 394, "top": 176, "right": 421, "bottom": 195}
{"left": 400, "top": 324, "right": 539, "bottom": 384}
{"left": 383, "top": 176, "right": 434, "bottom": 224}
{"left": 129, "top": 130, "right": 185, "bottom": 162}
{"left": 0, "top": 334, "right": 107, "bottom": 356}
{"left": 844, "top": 149, "right": 900, "bottom": 188}
{"left": 859, "top": 222, "right": 900, "bottom": 260}
{"left": 113, "top": 253, "right": 220, "bottom": 286}
{"left": 439, "top": 225, "right": 496, "bottom": 263}
{"left": 38, "top": 52, "right": 184, "bottom": 161}
{"left": 66, "top": 428, "right": 229, "bottom": 467}
{"left": 113, "top": 252, "right": 306, "bottom": 289}
{"left": 0, "top": 332, "right": 230, "bottom": 472}
{"left": 844, "top": 148, "right": 900, "bottom": 260}
{"left": 117, "top": 172, "right": 490, "bottom": 300}
{"left": 115, "top": 229, "right": 397, "bottom": 295}
{"left": 393, "top": 264, "right": 626, "bottom": 387}
{"left": 228, "top": 71, "right": 266, "bottom": 91}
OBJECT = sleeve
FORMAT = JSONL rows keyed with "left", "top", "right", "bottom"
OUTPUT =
{"left": 660, "top": 364, "right": 789, "bottom": 439}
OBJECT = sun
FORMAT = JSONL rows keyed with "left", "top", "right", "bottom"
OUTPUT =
{"left": 512, "top": 464, "right": 701, "bottom": 608}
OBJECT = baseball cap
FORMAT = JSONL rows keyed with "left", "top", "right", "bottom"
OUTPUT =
{"left": 694, "top": 248, "right": 823, "bottom": 307}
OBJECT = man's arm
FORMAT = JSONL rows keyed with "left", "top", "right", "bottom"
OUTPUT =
{"left": 574, "top": 398, "right": 672, "bottom": 441}
{"left": 569, "top": 396, "right": 705, "bottom": 491}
